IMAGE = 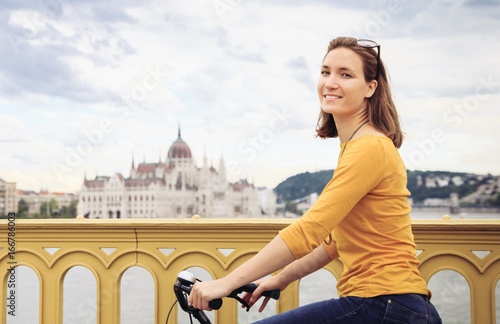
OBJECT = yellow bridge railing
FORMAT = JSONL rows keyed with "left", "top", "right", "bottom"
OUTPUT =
{"left": 1, "top": 217, "right": 499, "bottom": 323}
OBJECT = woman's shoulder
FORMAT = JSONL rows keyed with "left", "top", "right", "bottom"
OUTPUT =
{"left": 341, "top": 135, "right": 396, "bottom": 162}
{"left": 349, "top": 134, "right": 393, "bottom": 147}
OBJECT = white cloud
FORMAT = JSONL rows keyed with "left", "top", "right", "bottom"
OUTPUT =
{"left": 1, "top": 0, "right": 499, "bottom": 192}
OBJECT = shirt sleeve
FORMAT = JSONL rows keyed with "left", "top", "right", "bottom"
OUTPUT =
{"left": 279, "top": 137, "right": 389, "bottom": 259}
{"left": 322, "top": 231, "right": 339, "bottom": 260}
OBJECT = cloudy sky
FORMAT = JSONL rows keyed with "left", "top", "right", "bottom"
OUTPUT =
{"left": 1, "top": 0, "right": 499, "bottom": 193}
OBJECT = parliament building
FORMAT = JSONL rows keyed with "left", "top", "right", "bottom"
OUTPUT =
{"left": 77, "top": 128, "right": 265, "bottom": 218}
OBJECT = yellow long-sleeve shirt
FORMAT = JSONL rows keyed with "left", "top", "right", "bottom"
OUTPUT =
{"left": 279, "top": 135, "right": 429, "bottom": 297}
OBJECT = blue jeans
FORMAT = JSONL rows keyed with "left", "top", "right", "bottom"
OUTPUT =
{"left": 253, "top": 294, "right": 442, "bottom": 323}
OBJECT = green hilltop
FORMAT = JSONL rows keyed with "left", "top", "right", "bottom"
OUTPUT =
{"left": 274, "top": 170, "right": 500, "bottom": 206}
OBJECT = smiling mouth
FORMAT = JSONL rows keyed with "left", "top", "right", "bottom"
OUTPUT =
{"left": 324, "top": 95, "right": 342, "bottom": 99}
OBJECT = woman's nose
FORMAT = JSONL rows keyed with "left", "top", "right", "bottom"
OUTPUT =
{"left": 324, "top": 75, "right": 338, "bottom": 89}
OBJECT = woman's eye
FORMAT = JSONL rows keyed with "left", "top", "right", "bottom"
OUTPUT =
{"left": 341, "top": 73, "right": 351, "bottom": 78}
{"left": 320, "top": 70, "right": 330, "bottom": 75}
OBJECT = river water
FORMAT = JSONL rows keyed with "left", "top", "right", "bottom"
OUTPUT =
{"left": 5, "top": 211, "right": 500, "bottom": 324}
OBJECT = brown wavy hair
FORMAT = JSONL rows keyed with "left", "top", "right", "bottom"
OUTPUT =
{"left": 315, "top": 36, "right": 403, "bottom": 148}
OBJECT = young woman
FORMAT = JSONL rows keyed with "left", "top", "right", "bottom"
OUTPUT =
{"left": 189, "top": 36, "right": 442, "bottom": 323}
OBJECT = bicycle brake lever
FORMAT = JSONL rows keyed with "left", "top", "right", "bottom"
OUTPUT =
{"left": 192, "top": 308, "right": 211, "bottom": 324}
{"left": 226, "top": 283, "right": 280, "bottom": 312}
{"left": 229, "top": 294, "right": 252, "bottom": 311}
{"left": 231, "top": 282, "right": 281, "bottom": 300}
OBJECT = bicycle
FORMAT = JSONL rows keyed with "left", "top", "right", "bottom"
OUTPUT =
{"left": 166, "top": 270, "right": 280, "bottom": 324}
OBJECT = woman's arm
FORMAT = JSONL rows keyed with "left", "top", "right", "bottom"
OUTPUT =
{"left": 189, "top": 234, "right": 295, "bottom": 310}
{"left": 274, "top": 242, "right": 333, "bottom": 288}
{"left": 247, "top": 243, "right": 333, "bottom": 311}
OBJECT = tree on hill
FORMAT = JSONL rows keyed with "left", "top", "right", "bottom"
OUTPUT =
{"left": 274, "top": 170, "right": 333, "bottom": 202}
{"left": 487, "top": 193, "right": 500, "bottom": 206}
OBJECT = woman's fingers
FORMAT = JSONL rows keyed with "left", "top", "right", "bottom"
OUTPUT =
{"left": 258, "top": 296, "right": 271, "bottom": 312}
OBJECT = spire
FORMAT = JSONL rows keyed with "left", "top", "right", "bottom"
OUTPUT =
{"left": 203, "top": 146, "right": 208, "bottom": 168}
{"left": 131, "top": 154, "right": 135, "bottom": 169}
{"left": 219, "top": 150, "right": 226, "bottom": 173}
{"left": 178, "top": 121, "right": 181, "bottom": 139}
{"left": 218, "top": 151, "right": 226, "bottom": 182}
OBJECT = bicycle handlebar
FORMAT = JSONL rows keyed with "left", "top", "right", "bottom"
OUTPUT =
{"left": 173, "top": 271, "right": 280, "bottom": 324}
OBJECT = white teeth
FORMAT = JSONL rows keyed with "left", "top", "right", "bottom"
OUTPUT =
{"left": 325, "top": 95, "right": 341, "bottom": 99}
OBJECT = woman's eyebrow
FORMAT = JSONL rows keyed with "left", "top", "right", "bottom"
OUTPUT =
{"left": 321, "top": 62, "right": 356, "bottom": 74}
{"left": 322, "top": 65, "right": 354, "bottom": 72}
{"left": 338, "top": 66, "right": 354, "bottom": 72}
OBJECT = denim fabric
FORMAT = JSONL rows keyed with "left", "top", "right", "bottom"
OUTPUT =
{"left": 252, "top": 294, "right": 442, "bottom": 324}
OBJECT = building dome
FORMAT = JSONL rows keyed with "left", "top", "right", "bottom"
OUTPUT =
{"left": 167, "top": 127, "right": 192, "bottom": 160}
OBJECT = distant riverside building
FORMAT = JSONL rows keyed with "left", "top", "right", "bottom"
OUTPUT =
{"left": 17, "top": 190, "right": 78, "bottom": 215}
{"left": 0, "top": 178, "right": 17, "bottom": 215}
{"left": 77, "top": 128, "right": 266, "bottom": 218}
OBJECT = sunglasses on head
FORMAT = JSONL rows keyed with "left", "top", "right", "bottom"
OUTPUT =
{"left": 356, "top": 39, "right": 380, "bottom": 80}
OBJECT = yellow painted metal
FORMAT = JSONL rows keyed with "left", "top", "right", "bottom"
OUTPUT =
{"left": 0, "top": 218, "right": 499, "bottom": 324}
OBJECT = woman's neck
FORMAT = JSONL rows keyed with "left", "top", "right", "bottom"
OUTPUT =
{"left": 337, "top": 118, "right": 369, "bottom": 143}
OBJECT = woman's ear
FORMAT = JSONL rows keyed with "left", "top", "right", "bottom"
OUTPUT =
{"left": 365, "top": 80, "right": 378, "bottom": 98}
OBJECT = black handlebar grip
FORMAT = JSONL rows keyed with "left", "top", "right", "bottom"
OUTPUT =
{"left": 261, "top": 288, "right": 280, "bottom": 300}
{"left": 207, "top": 284, "right": 280, "bottom": 310}
{"left": 244, "top": 283, "right": 281, "bottom": 300}
{"left": 208, "top": 298, "right": 223, "bottom": 310}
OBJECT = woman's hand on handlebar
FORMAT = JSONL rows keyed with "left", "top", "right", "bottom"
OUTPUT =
{"left": 241, "top": 275, "right": 288, "bottom": 312}
{"left": 189, "top": 279, "right": 232, "bottom": 311}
